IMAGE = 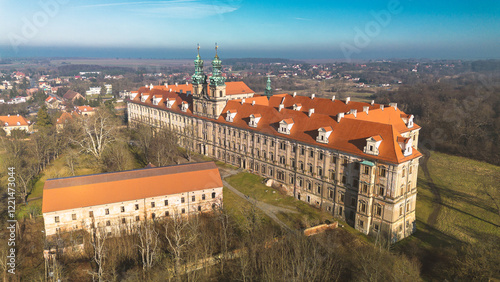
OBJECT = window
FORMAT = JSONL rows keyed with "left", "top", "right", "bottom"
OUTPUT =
{"left": 316, "top": 184, "right": 321, "bottom": 194}
{"left": 339, "top": 206, "right": 343, "bottom": 216}
{"left": 121, "top": 206, "right": 125, "bottom": 212}
{"left": 55, "top": 216, "right": 60, "bottom": 223}
{"left": 165, "top": 199, "right": 169, "bottom": 206}
{"left": 342, "top": 175, "right": 347, "bottom": 185}
{"left": 329, "top": 189, "right": 334, "bottom": 199}
{"left": 151, "top": 213, "right": 156, "bottom": 220}
{"left": 318, "top": 167, "right": 323, "bottom": 177}
{"left": 402, "top": 168, "right": 406, "bottom": 178}
{"left": 106, "top": 220, "right": 111, "bottom": 226}
{"left": 299, "top": 162, "right": 304, "bottom": 170}
{"left": 72, "top": 214, "right": 77, "bottom": 220}
{"left": 279, "top": 142, "right": 286, "bottom": 150}
{"left": 151, "top": 202, "right": 156, "bottom": 208}
{"left": 202, "top": 194, "right": 206, "bottom": 200}
{"left": 364, "top": 166, "right": 370, "bottom": 175}
{"left": 309, "top": 164, "right": 313, "bottom": 174}
{"left": 399, "top": 205, "right": 403, "bottom": 216}
{"left": 359, "top": 201, "right": 366, "bottom": 213}
{"left": 342, "top": 159, "right": 348, "bottom": 167}
{"left": 362, "top": 183, "right": 368, "bottom": 193}
{"left": 198, "top": 205, "right": 202, "bottom": 211}
{"left": 89, "top": 211, "right": 94, "bottom": 217}
{"left": 136, "top": 216, "right": 140, "bottom": 221}
{"left": 359, "top": 220, "right": 364, "bottom": 228}
{"left": 212, "top": 192, "right": 216, "bottom": 199}
{"left": 181, "top": 197, "right": 185, "bottom": 204}
{"left": 135, "top": 204, "right": 139, "bottom": 210}
{"left": 406, "top": 202, "right": 410, "bottom": 212}
{"left": 310, "top": 150, "right": 314, "bottom": 158}
{"left": 292, "top": 146, "right": 296, "bottom": 153}
{"left": 378, "top": 185, "right": 385, "bottom": 196}
{"left": 181, "top": 208, "right": 186, "bottom": 214}
{"left": 165, "top": 211, "right": 169, "bottom": 217}
{"left": 307, "top": 196, "right": 311, "bottom": 203}
{"left": 409, "top": 166, "right": 413, "bottom": 174}
{"left": 380, "top": 167, "right": 387, "bottom": 177}
{"left": 122, "top": 218, "right": 126, "bottom": 224}
{"left": 307, "top": 181, "right": 312, "bottom": 190}
{"left": 290, "top": 175, "right": 294, "bottom": 184}
{"left": 192, "top": 195, "right": 196, "bottom": 202}
{"left": 105, "top": 208, "right": 110, "bottom": 215}
{"left": 301, "top": 147, "right": 305, "bottom": 155}
{"left": 279, "top": 156, "right": 286, "bottom": 164}
{"left": 374, "top": 224, "right": 379, "bottom": 232}
{"left": 319, "top": 152, "right": 324, "bottom": 160}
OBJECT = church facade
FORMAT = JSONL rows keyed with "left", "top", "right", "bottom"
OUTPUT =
{"left": 127, "top": 46, "right": 422, "bottom": 242}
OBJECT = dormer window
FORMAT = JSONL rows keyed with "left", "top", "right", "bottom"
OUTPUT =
{"left": 249, "top": 114, "right": 261, "bottom": 127}
{"left": 364, "top": 135, "right": 383, "bottom": 155}
{"left": 140, "top": 94, "right": 149, "bottom": 103}
{"left": 278, "top": 118, "right": 294, "bottom": 135}
{"left": 152, "top": 96, "right": 161, "bottom": 105}
{"left": 316, "top": 126, "right": 333, "bottom": 144}
{"left": 293, "top": 103, "right": 302, "bottom": 111}
{"left": 400, "top": 114, "right": 414, "bottom": 128}
{"left": 4, "top": 122, "right": 8, "bottom": 126}
{"left": 165, "top": 98, "right": 174, "bottom": 108}
{"left": 226, "top": 110, "right": 237, "bottom": 122}
{"left": 181, "top": 101, "right": 188, "bottom": 112}
{"left": 17, "top": 122, "right": 20, "bottom": 125}
{"left": 397, "top": 137, "right": 413, "bottom": 157}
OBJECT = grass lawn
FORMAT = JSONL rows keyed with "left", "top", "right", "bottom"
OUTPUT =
{"left": 226, "top": 172, "right": 336, "bottom": 230}
{"left": 223, "top": 187, "right": 277, "bottom": 230}
{"left": 400, "top": 151, "right": 499, "bottom": 249}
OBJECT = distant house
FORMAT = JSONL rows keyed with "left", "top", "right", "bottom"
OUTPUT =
{"left": 45, "top": 96, "right": 64, "bottom": 110}
{"left": 74, "top": 105, "right": 96, "bottom": 116}
{"left": 56, "top": 112, "right": 76, "bottom": 132}
{"left": 85, "top": 87, "right": 101, "bottom": 96}
{"left": 0, "top": 114, "right": 32, "bottom": 136}
{"left": 63, "top": 90, "right": 84, "bottom": 102}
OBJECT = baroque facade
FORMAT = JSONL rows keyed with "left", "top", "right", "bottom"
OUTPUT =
{"left": 127, "top": 47, "right": 422, "bottom": 242}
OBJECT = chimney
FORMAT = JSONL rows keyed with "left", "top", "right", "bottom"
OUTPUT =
{"left": 311, "top": 93, "right": 315, "bottom": 99}
{"left": 241, "top": 98, "right": 246, "bottom": 105}
{"left": 293, "top": 92, "right": 297, "bottom": 97}
{"left": 346, "top": 97, "right": 350, "bottom": 104}
{"left": 308, "top": 108, "right": 315, "bottom": 117}
{"left": 186, "top": 81, "right": 189, "bottom": 85}
{"left": 165, "top": 83, "right": 168, "bottom": 87}
{"left": 7, "top": 114, "right": 10, "bottom": 117}
{"left": 149, "top": 83, "right": 153, "bottom": 90}
{"left": 337, "top": 112, "right": 344, "bottom": 123}
{"left": 363, "top": 106, "right": 369, "bottom": 114}
{"left": 389, "top": 102, "right": 397, "bottom": 110}
{"left": 169, "top": 88, "right": 172, "bottom": 92}
{"left": 371, "top": 100, "right": 375, "bottom": 105}
{"left": 175, "top": 82, "right": 178, "bottom": 87}
{"left": 252, "top": 101, "right": 256, "bottom": 106}
{"left": 350, "top": 109, "right": 357, "bottom": 118}
{"left": 279, "top": 104, "right": 284, "bottom": 112}
{"left": 380, "top": 105, "right": 384, "bottom": 111}
{"left": 332, "top": 95, "right": 336, "bottom": 101}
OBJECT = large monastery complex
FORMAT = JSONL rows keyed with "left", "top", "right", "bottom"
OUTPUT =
{"left": 127, "top": 46, "right": 422, "bottom": 242}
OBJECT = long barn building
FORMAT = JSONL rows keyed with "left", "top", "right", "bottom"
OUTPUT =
{"left": 127, "top": 47, "right": 422, "bottom": 242}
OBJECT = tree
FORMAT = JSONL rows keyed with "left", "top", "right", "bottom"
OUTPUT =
{"left": 149, "top": 127, "right": 178, "bottom": 166}
{"left": 72, "top": 109, "right": 117, "bottom": 161}
{"left": 36, "top": 105, "right": 53, "bottom": 129}
{"left": 88, "top": 228, "right": 108, "bottom": 282}
{"left": 136, "top": 220, "right": 159, "bottom": 272}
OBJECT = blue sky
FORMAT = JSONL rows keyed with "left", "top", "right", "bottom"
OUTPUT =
{"left": 0, "top": 0, "right": 499, "bottom": 59}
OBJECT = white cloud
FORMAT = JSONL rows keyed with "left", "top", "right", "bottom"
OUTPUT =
{"left": 76, "top": 0, "right": 240, "bottom": 18}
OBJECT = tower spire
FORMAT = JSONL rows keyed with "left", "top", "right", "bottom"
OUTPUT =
{"left": 265, "top": 74, "right": 272, "bottom": 99}
{"left": 210, "top": 43, "right": 225, "bottom": 87}
{"left": 192, "top": 44, "right": 207, "bottom": 88}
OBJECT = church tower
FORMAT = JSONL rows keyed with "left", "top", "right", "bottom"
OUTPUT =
{"left": 191, "top": 44, "right": 207, "bottom": 97}
{"left": 192, "top": 43, "right": 228, "bottom": 119}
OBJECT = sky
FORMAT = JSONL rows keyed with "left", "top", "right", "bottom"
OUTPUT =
{"left": 0, "top": 0, "right": 499, "bottom": 60}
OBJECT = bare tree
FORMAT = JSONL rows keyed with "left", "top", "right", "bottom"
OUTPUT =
{"left": 164, "top": 214, "right": 198, "bottom": 281}
{"left": 88, "top": 228, "right": 109, "bottom": 282}
{"left": 136, "top": 220, "right": 159, "bottom": 272}
{"left": 73, "top": 109, "right": 117, "bottom": 161}
{"left": 149, "top": 127, "right": 179, "bottom": 166}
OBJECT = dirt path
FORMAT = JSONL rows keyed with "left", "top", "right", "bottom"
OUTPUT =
{"left": 220, "top": 169, "right": 296, "bottom": 232}
{"left": 421, "top": 151, "right": 442, "bottom": 227}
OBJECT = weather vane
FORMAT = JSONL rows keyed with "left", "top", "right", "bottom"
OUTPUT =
{"left": 197, "top": 43, "right": 200, "bottom": 55}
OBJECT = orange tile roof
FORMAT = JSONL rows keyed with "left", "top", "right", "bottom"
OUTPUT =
{"left": 0, "top": 115, "right": 30, "bottom": 127}
{"left": 76, "top": 106, "right": 95, "bottom": 113}
{"left": 56, "top": 112, "right": 74, "bottom": 124}
{"left": 42, "top": 162, "right": 222, "bottom": 213}
{"left": 145, "top": 81, "right": 254, "bottom": 96}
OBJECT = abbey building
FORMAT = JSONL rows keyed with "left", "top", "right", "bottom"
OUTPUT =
{"left": 127, "top": 46, "right": 422, "bottom": 242}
